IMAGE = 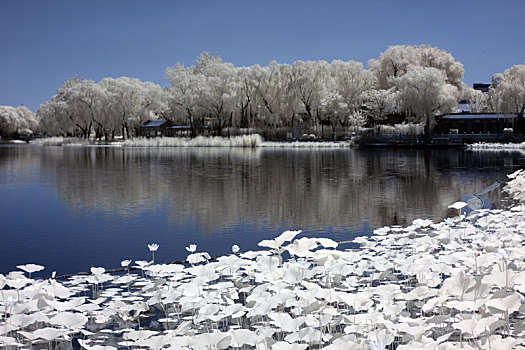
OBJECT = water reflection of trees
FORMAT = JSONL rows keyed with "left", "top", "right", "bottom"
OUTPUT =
{"left": 0, "top": 145, "right": 39, "bottom": 185}
{"left": 13, "top": 146, "right": 518, "bottom": 235}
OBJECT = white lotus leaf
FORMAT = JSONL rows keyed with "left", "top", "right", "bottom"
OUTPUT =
{"left": 45, "top": 279, "right": 73, "bottom": 298}
{"left": 271, "top": 341, "right": 308, "bottom": 350}
{"left": 241, "top": 250, "right": 272, "bottom": 259}
{"left": 78, "top": 339, "right": 118, "bottom": 350}
{"left": 308, "top": 312, "right": 332, "bottom": 327}
{"left": 94, "top": 274, "right": 113, "bottom": 284}
{"left": 454, "top": 315, "right": 485, "bottom": 336}
{"left": 228, "top": 329, "right": 257, "bottom": 347}
{"left": 373, "top": 227, "right": 391, "bottom": 236}
{"left": 485, "top": 292, "right": 522, "bottom": 313}
{"left": 187, "top": 252, "right": 209, "bottom": 264}
{"left": 208, "top": 281, "right": 234, "bottom": 290}
{"left": 448, "top": 201, "right": 468, "bottom": 210}
{"left": 0, "top": 323, "right": 18, "bottom": 335}
{"left": 50, "top": 312, "right": 89, "bottom": 329}
{"left": 0, "top": 336, "right": 20, "bottom": 346}
{"left": 120, "top": 259, "right": 131, "bottom": 267}
{"left": 123, "top": 330, "right": 158, "bottom": 341}
{"left": 189, "top": 332, "right": 231, "bottom": 350}
{"left": 268, "top": 312, "right": 306, "bottom": 332}
{"left": 134, "top": 260, "right": 151, "bottom": 268}
{"left": 33, "top": 327, "right": 65, "bottom": 341}
{"left": 197, "top": 303, "right": 220, "bottom": 322}
{"left": 256, "top": 255, "right": 280, "bottom": 272}
{"left": 324, "top": 340, "right": 358, "bottom": 350}
{"left": 285, "top": 237, "right": 319, "bottom": 256}
{"left": 88, "top": 297, "right": 107, "bottom": 305}
{"left": 284, "top": 327, "right": 322, "bottom": 344}
{"left": 18, "top": 330, "right": 39, "bottom": 341}
{"left": 17, "top": 263, "right": 44, "bottom": 274}
{"left": 114, "top": 275, "right": 136, "bottom": 284}
{"left": 5, "top": 277, "right": 29, "bottom": 289}
{"left": 90, "top": 267, "right": 106, "bottom": 276}
{"left": 165, "top": 323, "right": 192, "bottom": 337}
{"left": 484, "top": 335, "right": 521, "bottom": 350}
{"left": 412, "top": 218, "right": 433, "bottom": 228}
{"left": 396, "top": 322, "right": 426, "bottom": 336}
{"left": 421, "top": 295, "right": 447, "bottom": 313}
{"left": 223, "top": 303, "right": 245, "bottom": 318}
{"left": 276, "top": 230, "right": 302, "bottom": 246}
{"left": 75, "top": 304, "right": 101, "bottom": 313}
{"left": 440, "top": 271, "right": 474, "bottom": 297}
{"left": 476, "top": 253, "right": 499, "bottom": 267}
{"left": 258, "top": 239, "right": 282, "bottom": 250}
{"left": 404, "top": 285, "right": 437, "bottom": 301}
{"left": 8, "top": 313, "right": 39, "bottom": 328}
{"left": 316, "top": 237, "right": 338, "bottom": 248}
{"left": 471, "top": 315, "right": 500, "bottom": 336}
{"left": 69, "top": 296, "right": 87, "bottom": 307}
{"left": 382, "top": 302, "right": 407, "bottom": 319}
{"left": 134, "top": 335, "right": 177, "bottom": 349}
{"left": 482, "top": 269, "right": 515, "bottom": 287}
{"left": 283, "top": 264, "right": 307, "bottom": 284}
{"left": 46, "top": 299, "right": 74, "bottom": 312}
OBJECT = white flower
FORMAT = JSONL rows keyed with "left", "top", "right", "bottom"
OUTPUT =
{"left": 6, "top": 296, "right": 16, "bottom": 307}
{"left": 232, "top": 245, "right": 240, "bottom": 254}
{"left": 444, "top": 218, "right": 454, "bottom": 226}
{"left": 148, "top": 244, "right": 159, "bottom": 252}
{"left": 369, "top": 338, "right": 387, "bottom": 350}
{"left": 297, "top": 258, "right": 311, "bottom": 269}
{"left": 497, "top": 248, "right": 510, "bottom": 260}
{"left": 121, "top": 260, "right": 131, "bottom": 267}
{"left": 186, "top": 244, "right": 197, "bottom": 253}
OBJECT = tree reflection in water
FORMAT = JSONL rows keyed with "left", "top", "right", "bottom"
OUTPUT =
{"left": 0, "top": 145, "right": 522, "bottom": 273}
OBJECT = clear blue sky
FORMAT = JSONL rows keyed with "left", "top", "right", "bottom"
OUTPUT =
{"left": 1, "top": 0, "right": 524, "bottom": 112}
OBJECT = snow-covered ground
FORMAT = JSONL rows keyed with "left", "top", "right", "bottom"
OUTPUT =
{"left": 1, "top": 171, "right": 525, "bottom": 349}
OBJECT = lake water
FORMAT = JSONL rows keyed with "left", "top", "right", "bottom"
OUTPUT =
{"left": 1, "top": 145, "right": 524, "bottom": 276}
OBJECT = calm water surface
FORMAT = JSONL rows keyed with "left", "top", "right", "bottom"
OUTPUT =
{"left": 1, "top": 145, "right": 524, "bottom": 276}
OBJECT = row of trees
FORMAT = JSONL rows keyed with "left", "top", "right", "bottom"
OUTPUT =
{"left": 0, "top": 105, "right": 38, "bottom": 139}
{"left": 2, "top": 45, "right": 524, "bottom": 140}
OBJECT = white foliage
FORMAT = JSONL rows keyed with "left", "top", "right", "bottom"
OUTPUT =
{"left": 0, "top": 105, "right": 38, "bottom": 136}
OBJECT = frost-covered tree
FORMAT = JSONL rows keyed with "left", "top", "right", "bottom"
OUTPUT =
{"left": 37, "top": 77, "right": 87, "bottom": 137}
{"left": 287, "top": 60, "right": 325, "bottom": 124}
{"left": 318, "top": 88, "right": 349, "bottom": 138}
{"left": 200, "top": 60, "right": 237, "bottom": 133}
{"left": 37, "top": 100, "right": 74, "bottom": 136}
{"left": 165, "top": 63, "right": 208, "bottom": 136}
{"left": 38, "top": 76, "right": 166, "bottom": 139}
{"left": 361, "top": 88, "right": 399, "bottom": 124}
{"left": 395, "top": 66, "right": 458, "bottom": 137}
{"left": 0, "top": 105, "right": 38, "bottom": 138}
{"left": 234, "top": 67, "right": 256, "bottom": 129}
{"left": 251, "top": 62, "right": 291, "bottom": 127}
{"left": 329, "top": 60, "right": 375, "bottom": 114}
{"left": 490, "top": 62, "right": 525, "bottom": 115}
{"left": 347, "top": 111, "right": 367, "bottom": 132}
{"left": 458, "top": 87, "right": 489, "bottom": 113}
{"left": 371, "top": 45, "right": 464, "bottom": 90}
{"left": 101, "top": 77, "right": 169, "bottom": 138}
{"left": 68, "top": 79, "right": 109, "bottom": 139}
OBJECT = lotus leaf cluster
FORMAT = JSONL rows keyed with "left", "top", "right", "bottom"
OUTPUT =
{"left": 1, "top": 171, "right": 525, "bottom": 349}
